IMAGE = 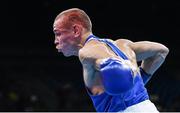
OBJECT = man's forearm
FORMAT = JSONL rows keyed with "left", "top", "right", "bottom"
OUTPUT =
{"left": 140, "top": 51, "right": 168, "bottom": 75}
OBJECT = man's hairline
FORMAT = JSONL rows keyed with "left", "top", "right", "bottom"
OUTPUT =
{"left": 54, "top": 9, "right": 92, "bottom": 32}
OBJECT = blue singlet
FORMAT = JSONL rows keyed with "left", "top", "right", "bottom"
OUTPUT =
{"left": 84, "top": 35, "right": 149, "bottom": 112}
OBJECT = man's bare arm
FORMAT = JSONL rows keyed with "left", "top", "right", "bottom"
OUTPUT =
{"left": 129, "top": 41, "right": 169, "bottom": 75}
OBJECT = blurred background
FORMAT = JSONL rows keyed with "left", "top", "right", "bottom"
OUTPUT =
{"left": 1, "top": 0, "right": 180, "bottom": 111}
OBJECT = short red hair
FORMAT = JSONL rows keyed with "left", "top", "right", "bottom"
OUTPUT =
{"left": 55, "top": 8, "right": 92, "bottom": 32}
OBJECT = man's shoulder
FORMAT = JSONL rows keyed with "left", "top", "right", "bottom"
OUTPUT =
{"left": 78, "top": 41, "right": 112, "bottom": 65}
{"left": 114, "top": 38, "right": 134, "bottom": 50}
{"left": 79, "top": 41, "right": 106, "bottom": 56}
{"left": 78, "top": 44, "right": 98, "bottom": 65}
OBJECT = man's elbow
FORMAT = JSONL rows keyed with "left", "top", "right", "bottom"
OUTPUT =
{"left": 159, "top": 45, "right": 169, "bottom": 58}
{"left": 163, "top": 45, "right": 169, "bottom": 55}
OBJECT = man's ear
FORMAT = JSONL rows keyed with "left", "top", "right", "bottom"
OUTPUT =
{"left": 73, "top": 24, "right": 82, "bottom": 37}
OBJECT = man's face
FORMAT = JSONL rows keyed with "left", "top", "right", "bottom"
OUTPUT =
{"left": 53, "top": 18, "right": 77, "bottom": 57}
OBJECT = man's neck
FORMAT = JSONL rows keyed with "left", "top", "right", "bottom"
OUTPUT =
{"left": 81, "top": 32, "right": 93, "bottom": 46}
{"left": 77, "top": 31, "right": 92, "bottom": 48}
{"left": 75, "top": 31, "right": 92, "bottom": 56}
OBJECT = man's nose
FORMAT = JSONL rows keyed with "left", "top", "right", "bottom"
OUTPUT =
{"left": 54, "top": 38, "right": 59, "bottom": 45}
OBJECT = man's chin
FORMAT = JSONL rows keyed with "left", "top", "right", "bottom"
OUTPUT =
{"left": 64, "top": 54, "right": 71, "bottom": 57}
{"left": 63, "top": 52, "right": 72, "bottom": 57}
{"left": 57, "top": 49, "right": 74, "bottom": 57}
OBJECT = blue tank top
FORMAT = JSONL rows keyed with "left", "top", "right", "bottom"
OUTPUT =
{"left": 84, "top": 35, "right": 149, "bottom": 112}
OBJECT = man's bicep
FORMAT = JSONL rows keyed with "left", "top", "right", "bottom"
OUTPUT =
{"left": 130, "top": 41, "right": 167, "bottom": 61}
